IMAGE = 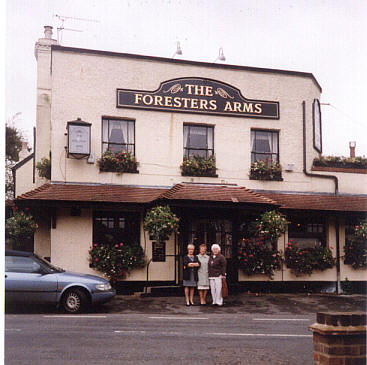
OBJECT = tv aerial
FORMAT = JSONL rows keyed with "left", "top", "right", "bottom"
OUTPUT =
{"left": 53, "top": 14, "right": 99, "bottom": 44}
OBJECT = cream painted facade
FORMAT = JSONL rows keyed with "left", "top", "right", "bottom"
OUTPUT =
{"left": 13, "top": 27, "right": 366, "bottom": 291}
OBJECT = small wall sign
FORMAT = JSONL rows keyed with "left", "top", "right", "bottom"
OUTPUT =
{"left": 67, "top": 118, "right": 91, "bottom": 159}
{"left": 117, "top": 77, "right": 279, "bottom": 119}
{"left": 313, "top": 99, "right": 322, "bottom": 153}
{"left": 152, "top": 241, "right": 166, "bottom": 262}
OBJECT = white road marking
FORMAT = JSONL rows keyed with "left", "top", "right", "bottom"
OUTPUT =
{"left": 148, "top": 316, "right": 208, "bottom": 320}
{"left": 43, "top": 315, "right": 107, "bottom": 318}
{"left": 208, "top": 332, "right": 312, "bottom": 338}
{"left": 114, "top": 330, "right": 146, "bottom": 334}
{"left": 253, "top": 318, "right": 310, "bottom": 322}
{"left": 5, "top": 329, "right": 21, "bottom": 332}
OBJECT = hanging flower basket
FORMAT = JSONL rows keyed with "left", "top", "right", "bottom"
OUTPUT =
{"left": 97, "top": 150, "right": 139, "bottom": 174}
{"left": 180, "top": 155, "right": 217, "bottom": 177}
{"left": 143, "top": 205, "right": 180, "bottom": 242}
{"left": 344, "top": 219, "right": 367, "bottom": 269}
{"left": 89, "top": 242, "right": 145, "bottom": 283}
{"left": 239, "top": 237, "right": 282, "bottom": 279}
{"left": 285, "top": 240, "right": 335, "bottom": 276}
{"left": 249, "top": 160, "right": 283, "bottom": 181}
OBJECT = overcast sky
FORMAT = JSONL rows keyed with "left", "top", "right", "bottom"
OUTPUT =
{"left": 5, "top": 0, "right": 367, "bottom": 156}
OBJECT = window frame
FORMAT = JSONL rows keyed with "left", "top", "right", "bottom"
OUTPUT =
{"left": 251, "top": 129, "right": 280, "bottom": 164}
{"left": 288, "top": 216, "right": 326, "bottom": 247}
{"left": 93, "top": 211, "right": 140, "bottom": 246}
{"left": 183, "top": 123, "right": 214, "bottom": 159}
{"left": 101, "top": 117, "right": 136, "bottom": 155}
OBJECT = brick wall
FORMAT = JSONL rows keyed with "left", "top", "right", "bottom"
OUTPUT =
{"left": 309, "top": 312, "right": 366, "bottom": 365}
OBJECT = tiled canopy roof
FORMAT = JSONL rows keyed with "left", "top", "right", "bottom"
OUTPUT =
{"left": 260, "top": 192, "right": 367, "bottom": 212}
{"left": 15, "top": 183, "right": 367, "bottom": 212}
{"left": 16, "top": 183, "right": 166, "bottom": 204}
{"left": 159, "top": 183, "right": 277, "bottom": 205}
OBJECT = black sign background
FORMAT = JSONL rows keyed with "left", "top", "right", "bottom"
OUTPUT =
{"left": 117, "top": 77, "right": 279, "bottom": 119}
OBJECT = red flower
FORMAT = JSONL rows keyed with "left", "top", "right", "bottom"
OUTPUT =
{"left": 95, "top": 258, "right": 99, "bottom": 262}
{"left": 120, "top": 243, "right": 124, "bottom": 246}
{"left": 93, "top": 243, "right": 98, "bottom": 247}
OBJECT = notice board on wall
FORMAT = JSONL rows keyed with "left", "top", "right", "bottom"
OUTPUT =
{"left": 152, "top": 241, "right": 166, "bottom": 262}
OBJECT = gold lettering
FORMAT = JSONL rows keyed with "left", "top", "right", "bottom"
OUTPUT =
{"left": 164, "top": 96, "right": 172, "bottom": 107}
{"left": 209, "top": 100, "right": 217, "bottom": 110}
{"left": 199, "top": 99, "right": 209, "bottom": 110}
{"left": 134, "top": 93, "right": 143, "bottom": 104}
{"left": 173, "top": 97, "right": 182, "bottom": 108}
{"left": 255, "top": 103, "right": 262, "bottom": 113}
{"left": 194, "top": 85, "right": 205, "bottom": 95}
{"left": 243, "top": 103, "right": 254, "bottom": 113}
{"left": 182, "top": 98, "right": 190, "bottom": 108}
{"left": 224, "top": 101, "right": 233, "bottom": 111}
{"left": 233, "top": 102, "right": 242, "bottom": 112}
{"left": 185, "top": 84, "right": 195, "bottom": 95}
{"left": 190, "top": 98, "right": 199, "bottom": 109}
{"left": 206, "top": 86, "right": 213, "bottom": 96}
{"left": 142, "top": 94, "right": 153, "bottom": 105}
{"left": 154, "top": 95, "right": 163, "bottom": 106}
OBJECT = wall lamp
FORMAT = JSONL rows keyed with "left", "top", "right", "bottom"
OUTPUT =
{"left": 172, "top": 41, "right": 182, "bottom": 58}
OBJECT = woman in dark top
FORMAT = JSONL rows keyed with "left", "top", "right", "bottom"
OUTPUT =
{"left": 183, "top": 244, "right": 200, "bottom": 306}
{"left": 208, "top": 243, "right": 226, "bottom": 306}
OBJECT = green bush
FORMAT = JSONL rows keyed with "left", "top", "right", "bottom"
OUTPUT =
{"left": 180, "top": 155, "right": 217, "bottom": 177}
{"left": 97, "top": 150, "right": 138, "bottom": 173}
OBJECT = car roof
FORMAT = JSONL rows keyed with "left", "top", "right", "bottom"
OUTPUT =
{"left": 5, "top": 250, "right": 34, "bottom": 257}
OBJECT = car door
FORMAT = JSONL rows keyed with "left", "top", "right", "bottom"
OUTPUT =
{"left": 5, "top": 255, "right": 58, "bottom": 304}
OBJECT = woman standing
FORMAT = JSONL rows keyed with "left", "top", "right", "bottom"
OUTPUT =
{"left": 183, "top": 244, "right": 200, "bottom": 306}
{"left": 208, "top": 243, "right": 227, "bottom": 306}
{"left": 197, "top": 244, "right": 210, "bottom": 305}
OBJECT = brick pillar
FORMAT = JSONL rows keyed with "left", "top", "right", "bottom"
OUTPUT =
{"left": 309, "top": 312, "right": 366, "bottom": 365}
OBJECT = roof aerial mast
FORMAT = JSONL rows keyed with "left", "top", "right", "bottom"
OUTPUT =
{"left": 53, "top": 14, "right": 100, "bottom": 44}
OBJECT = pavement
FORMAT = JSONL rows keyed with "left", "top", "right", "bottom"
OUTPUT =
{"left": 98, "top": 292, "right": 366, "bottom": 316}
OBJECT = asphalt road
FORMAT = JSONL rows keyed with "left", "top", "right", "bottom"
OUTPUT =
{"left": 5, "top": 312, "right": 313, "bottom": 365}
{"left": 5, "top": 294, "right": 366, "bottom": 365}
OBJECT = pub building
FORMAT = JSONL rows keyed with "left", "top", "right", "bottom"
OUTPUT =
{"left": 13, "top": 26, "right": 366, "bottom": 293}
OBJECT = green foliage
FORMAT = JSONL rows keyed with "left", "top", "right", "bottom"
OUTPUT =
{"left": 239, "top": 237, "right": 282, "bottom": 279}
{"left": 143, "top": 205, "right": 180, "bottom": 242}
{"left": 344, "top": 219, "right": 367, "bottom": 269}
{"left": 97, "top": 150, "right": 139, "bottom": 173}
{"left": 285, "top": 240, "right": 335, "bottom": 276}
{"left": 6, "top": 209, "right": 38, "bottom": 248}
{"left": 36, "top": 158, "right": 51, "bottom": 180}
{"left": 254, "top": 210, "right": 289, "bottom": 245}
{"left": 250, "top": 160, "right": 282, "bottom": 180}
{"left": 6, "top": 125, "right": 23, "bottom": 162}
{"left": 313, "top": 155, "right": 367, "bottom": 169}
{"left": 180, "top": 155, "right": 217, "bottom": 177}
{"left": 341, "top": 278, "right": 354, "bottom": 295}
{"left": 89, "top": 243, "right": 145, "bottom": 282}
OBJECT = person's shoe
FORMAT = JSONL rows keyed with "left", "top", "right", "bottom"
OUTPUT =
{"left": 186, "top": 302, "right": 190, "bottom": 306}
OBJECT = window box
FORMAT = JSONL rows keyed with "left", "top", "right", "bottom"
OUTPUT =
{"left": 180, "top": 155, "right": 218, "bottom": 177}
{"left": 97, "top": 150, "right": 139, "bottom": 174}
{"left": 249, "top": 161, "right": 282, "bottom": 181}
{"left": 312, "top": 156, "right": 367, "bottom": 170}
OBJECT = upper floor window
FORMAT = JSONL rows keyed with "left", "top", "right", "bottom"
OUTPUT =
{"left": 251, "top": 130, "right": 279, "bottom": 163}
{"left": 102, "top": 118, "right": 135, "bottom": 154}
{"left": 184, "top": 124, "right": 214, "bottom": 158}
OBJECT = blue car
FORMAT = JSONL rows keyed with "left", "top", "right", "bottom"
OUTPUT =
{"left": 5, "top": 250, "right": 116, "bottom": 313}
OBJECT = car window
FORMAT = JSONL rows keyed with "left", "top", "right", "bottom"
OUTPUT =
{"left": 5, "top": 256, "right": 42, "bottom": 273}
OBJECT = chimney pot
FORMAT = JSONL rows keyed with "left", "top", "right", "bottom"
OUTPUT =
{"left": 349, "top": 141, "right": 356, "bottom": 158}
{"left": 44, "top": 26, "right": 53, "bottom": 39}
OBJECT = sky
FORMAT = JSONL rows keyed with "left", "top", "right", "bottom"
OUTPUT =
{"left": 5, "top": 0, "right": 367, "bottom": 156}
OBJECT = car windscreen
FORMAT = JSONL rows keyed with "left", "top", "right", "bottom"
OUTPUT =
{"left": 33, "top": 254, "right": 65, "bottom": 273}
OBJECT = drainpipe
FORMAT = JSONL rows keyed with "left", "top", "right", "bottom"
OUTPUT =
{"left": 302, "top": 101, "right": 338, "bottom": 195}
{"left": 302, "top": 100, "right": 340, "bottom": 292}
{"left": 335, "top": 218, "right": 341, "bottom": 294}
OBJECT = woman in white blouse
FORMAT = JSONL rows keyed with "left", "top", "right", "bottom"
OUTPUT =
{"left": 196, "top": 244, "right": 210, "bottom": 305}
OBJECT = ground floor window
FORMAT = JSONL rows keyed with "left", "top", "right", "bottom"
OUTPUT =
{"left": 93, "top": 211, "right": 140, "bottom": 245}
{"left": 288, "top": 216, "right": 326, "bottom": 248}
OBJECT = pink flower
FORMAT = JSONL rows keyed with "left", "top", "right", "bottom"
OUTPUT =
{"left": 95, "top": 258, "right": 99, "bottom": 262}
{"left": 115, "top": 244, "right": 119, "bottom": 248}
{"left": 249, "top": 254, "right": 254, "bottom": 258}
{"left": 329, "top": 246, "right": 334, "bottom": 249}
{"left": 93, "top": 243, "right": 98, "bottom": 247}
{"left": 120, "top": 243, "right": 124, "bottom": 246}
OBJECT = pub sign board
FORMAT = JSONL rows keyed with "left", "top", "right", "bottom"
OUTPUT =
{"left": 117, "top": 77, "right": 279, "bottom": 119}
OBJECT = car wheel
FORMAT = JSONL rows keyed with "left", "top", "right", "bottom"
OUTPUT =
{"left": 62, "top": 288, "right": 88, "bottom": 313}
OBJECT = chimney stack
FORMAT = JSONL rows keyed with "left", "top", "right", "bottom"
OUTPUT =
{"left": 349, "top": 141, "right": 356, "bottom": 158}
{"left": 44, "top": 26, "right": 53, "bottom": 39}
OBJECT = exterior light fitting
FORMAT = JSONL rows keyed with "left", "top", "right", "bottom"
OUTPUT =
{"left": 214, "top": 47, "right": 226, "bottom": 62}
{"left": 172, "top": 42, "right": 182, "bottom": 58}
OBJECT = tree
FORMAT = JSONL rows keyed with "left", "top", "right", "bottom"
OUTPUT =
{"left": 5, "top": 114, "right": 25, "bottom": 200}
